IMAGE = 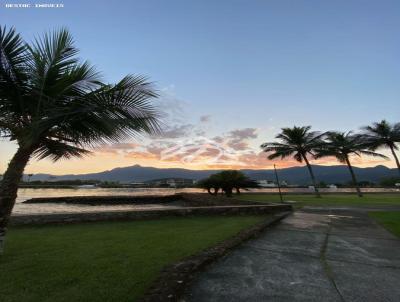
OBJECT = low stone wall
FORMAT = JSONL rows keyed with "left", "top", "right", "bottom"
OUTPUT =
{"left": 22, "top": 193, "right": 264, "bottom": 206}
{"left": 23, "top": 194, "right": 181, "bottom": 205}
{"left": 10, "top": 204, "right": 292, "bottom": 226}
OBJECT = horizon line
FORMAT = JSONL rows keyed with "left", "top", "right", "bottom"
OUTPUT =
{"left": 12, "top": 163, "right": 396, "bottom": 177}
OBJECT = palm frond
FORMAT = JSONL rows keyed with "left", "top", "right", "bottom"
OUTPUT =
{"left": 359, "top": 150, "right": 389, "bottom": 159}
{"left": 360, "top": 120, "right": 400, "bottom": 150}
{"left": 0, "top": 26, "right": 28, "bottom": 82}
{"left": 0, "top": 26, "right": 161, "bottom": 161}
{"left": 317, "top": 131, "right": 389, "bottom": 164}
{"left": 261, "top": 126, "right": 321, "bottom": 163}
{"left": 33, "top": 139, "right": 91, "bottom": 161}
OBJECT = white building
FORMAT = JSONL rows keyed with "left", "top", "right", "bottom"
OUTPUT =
{"left": 256, "top": 180, "right": 276, "bottom": 187}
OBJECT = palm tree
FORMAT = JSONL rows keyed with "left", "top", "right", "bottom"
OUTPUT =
{"left": 261, "top": 126, "right": 323, "bottom": 197}
{"left": 316, "top": 132, "right": 387, "bottom": 197}
{"left": 0, "top": 27, "right": 160, "bottom": 252}
{"left": 361, "top": 120, "right": 400, "bottom": 174}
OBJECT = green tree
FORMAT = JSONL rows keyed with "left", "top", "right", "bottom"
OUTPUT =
{"left": 197, "top": 174, "right": 221, "bottom": 195}
{"left": 316, "top": 132, "right": 387, "bottom": 197}
{"left": 379, "top": 177, "right": 400, "bottom": 187}
{"left": 0, "top": 27, "right": 160, "bottom": 252}
{"left": 198, "top": 170, "right": 258, "bottom": 197}
{"left": 261, "top": 126, "right": 323, "bottom": 197}
{"left": 361, "top": 120, "right": 400, "bottom": 174}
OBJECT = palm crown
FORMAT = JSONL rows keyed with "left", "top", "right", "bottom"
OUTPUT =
{"left": 261, "top": 126, "right": 323, "bottom": 162}
{"left": 360, "top": 120, "right": 400, "bottom": 173}
{"left": 0, "top": 27, "right": 160, "bottom": 160}
{"left": 315, "top": 132, "right": 387, "bottom": 163}
{"left": 361, "top": 120, "right": 400, "bottom": 151}
{"left": 261, "top": 126, "right": 323, "bottom": 197}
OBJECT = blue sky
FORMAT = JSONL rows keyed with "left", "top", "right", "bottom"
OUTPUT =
{"left": 1, "top": 0, "right": 399, "bottom": 173}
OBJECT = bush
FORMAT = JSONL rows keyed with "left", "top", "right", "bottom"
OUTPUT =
{"left": 380, "top": 177, "right": 400, "bottom": 187}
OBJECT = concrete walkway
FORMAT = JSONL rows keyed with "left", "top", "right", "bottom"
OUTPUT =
{"left": 183, "top": 208, "right": 400, "bottom": 302}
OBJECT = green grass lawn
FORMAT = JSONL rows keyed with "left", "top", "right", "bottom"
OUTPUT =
{"left": 369, "top": 211, "right": 400, "bottom": 237}
{"left": 238, "top": 193, "right": 400, "bottom": 207}
{"left": 0, "top": 215, "right": 265, "bottom": 302}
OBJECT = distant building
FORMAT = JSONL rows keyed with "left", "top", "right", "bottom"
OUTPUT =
{"left": 256, "top": 179, "right": 288, "bottom": 187}
{"left": 256, "top": 180, "right": 276, "bottom": 187}
{"left": 145, "top": 178, "right": 197, "bottom": 188}
{"left": 328, "top": 184, "right": 338, "bottom": 189}
{"left": 129, "top": 182, "right": 147, "bottom": 187}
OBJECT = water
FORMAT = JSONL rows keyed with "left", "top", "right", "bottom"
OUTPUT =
{"left": 13, "top": 188, "right": 199, "bottom": 216}
{"left": 13, "top": 187, "right": 399, "bottom": 216}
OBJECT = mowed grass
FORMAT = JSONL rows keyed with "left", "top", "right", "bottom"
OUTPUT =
{"left": 0, "top": 215, "right": 265, "bottom": 302}
{"left": 238, "top": 193, "right": 400, "bottom": 207}
{"left": 369, "top": 211, "right": 400, "bottom": 237}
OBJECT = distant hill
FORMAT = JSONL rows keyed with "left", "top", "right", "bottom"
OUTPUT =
{"left": 26, "top": 164, "right": 398, "bottom": 185}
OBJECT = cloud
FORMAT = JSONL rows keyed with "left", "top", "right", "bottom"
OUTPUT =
{"left": 155, "top": 86, "right": 189, "bottom": 124}
{"left": 226, "top": 140, "right": 249, "bottom": 151}
{"left": 125, "top": 150, "right": 159, "bottom": 160}
{"left": 194, "top": 129, "right": 206, "bottom": 136}
{"left": 95, "top": 143, "right": 139, "bottom": 154}
{"left": 228, "top": 128, "right": 258, "bottom": 140}
{"left": 156, "top": 124, "right": 194, "bottom": 139}
{"left": 236, "top": 151, "right": 301, "bottom": 168}
{"left": 348, "top": 154, "right": 390, "bottom": 166}
{"left": 200, "top": 115, "right": 211, "bottom": 123}
{"left": 224, "top": 128, "right": 258, "bottom": 151}
{"left": 212, "top": 136, "right": 224, "bottom": 143}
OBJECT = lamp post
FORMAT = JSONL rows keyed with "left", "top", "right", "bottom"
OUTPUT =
{"left": 274, "top": 164, "right": 283, "bottom": 202}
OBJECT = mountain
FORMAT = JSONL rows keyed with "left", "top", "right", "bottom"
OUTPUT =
{"left": 26, "top": 164, "right": 398, "bottom": 185}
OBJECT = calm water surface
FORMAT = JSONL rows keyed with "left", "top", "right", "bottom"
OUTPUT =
{"left": 13, "top": 187, "right": 399, "bottom": 215}
{"left": 14, "top": 188, "right": 198, "bottom": 216}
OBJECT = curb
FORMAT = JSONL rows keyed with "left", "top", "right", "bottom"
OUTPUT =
{"left": 140, "top": 210, "right": 292, "bottom": 302}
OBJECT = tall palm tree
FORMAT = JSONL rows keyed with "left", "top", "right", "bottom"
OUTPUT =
{"left": 0, "top": 27, "right": 161, "bottom": 252}
{"left": 316, "top": 132, "right": 387, "bottom": 197}
{"left": 261, "top": 126, "right": 323, "bottom": 197}
{"left": 361, "top": 120, "right": 400, "bottom": 174}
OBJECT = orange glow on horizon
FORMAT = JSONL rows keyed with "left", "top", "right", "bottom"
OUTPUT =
{"left": 14, "top": 151, "right": 396, "bottom": 175}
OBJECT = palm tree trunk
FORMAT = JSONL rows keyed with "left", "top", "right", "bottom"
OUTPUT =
{"left": 345, "top": 156, "right": 363, "bottom": 197}
{"left": 0, "top": 146, "right": 34, "bottom": 254}
{"left": 389, "top": 145, "right": 400, "bottom": 175}
{"left": 303, "top": 155, "right": 321, "bottom": 198}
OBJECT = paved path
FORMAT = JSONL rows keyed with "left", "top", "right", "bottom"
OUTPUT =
{"left": 183, "top": 208, "right": 400, "bottom": 302}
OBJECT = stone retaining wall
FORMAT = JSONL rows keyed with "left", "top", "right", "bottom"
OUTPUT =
{"left": 10, "top": 204, "right": 292, "bottom": 226}
{"left": 23, "top": 194, "right": 181, "bottom": 205}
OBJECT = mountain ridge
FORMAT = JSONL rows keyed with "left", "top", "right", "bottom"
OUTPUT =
{"left": 25, "top": 164, "right": 398, "bottom": 185}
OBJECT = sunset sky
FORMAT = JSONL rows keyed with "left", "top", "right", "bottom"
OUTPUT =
{"left": 1, "top": 0, "right": 399, "bottom": 175}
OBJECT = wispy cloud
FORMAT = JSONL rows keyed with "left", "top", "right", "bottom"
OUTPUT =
{"left": 200, "top": 115, "right": 211, "bottom": 123}
{"left": 91, "top": 88, "right": 393, "bottom": 170}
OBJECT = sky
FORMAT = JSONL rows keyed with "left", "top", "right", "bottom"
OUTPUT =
{"left": 1, "top": 0, "right": 399, "bottom": 174}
